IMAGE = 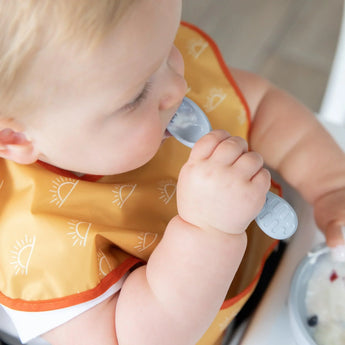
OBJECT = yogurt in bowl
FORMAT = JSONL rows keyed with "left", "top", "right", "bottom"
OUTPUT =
{"left": 289, "top": 243, "right": 345, "bottom": 345}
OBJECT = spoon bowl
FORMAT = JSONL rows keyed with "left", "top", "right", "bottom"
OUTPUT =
{"left": 167, "top": 97, "right": 212, "bottom": 148}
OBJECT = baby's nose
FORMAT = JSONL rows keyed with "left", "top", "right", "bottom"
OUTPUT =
{"left": 168, "top": 45, "right": 185, "bottom": 77}
{"left": 159, "top": 46, "right": 187, "bottom": 111}
{"left": 159, "top": 73, "right": 187, "bottom": 111}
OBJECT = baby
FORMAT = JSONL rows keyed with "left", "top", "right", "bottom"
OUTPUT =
{"left": 0, "top": 1, "right": 345, "bottom": 345}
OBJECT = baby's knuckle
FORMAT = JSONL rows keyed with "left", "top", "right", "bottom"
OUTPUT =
{"left": 248, "top": 151, "right": 263, "bottom": 164}
{"left": 196, "top": 131, "right": 223, "bottom": 149}
{"left": 226, "top": 136, "right": 246, "bottom": 148}
{"left": 256, "top": 168, "right": 271, "bottom": 187}
{"left": 224, "top": 136, "right": 240, "bottom": 148}
{"left": 183, "top": 161, "right": 214, "bottom": 182}
{"left": 263, "top": 168, "right": 272, "bottom": 184}
{"left": 232, "top": 135, "right": 246, "bottom": 144}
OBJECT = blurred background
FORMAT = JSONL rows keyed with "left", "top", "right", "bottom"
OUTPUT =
{"left": 182, "top": 0, "right": 343, "bottom": 113}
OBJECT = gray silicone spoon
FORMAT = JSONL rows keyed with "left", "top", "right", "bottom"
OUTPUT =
{"left": 167, "top": 97, "right": 298, "bottom": 240}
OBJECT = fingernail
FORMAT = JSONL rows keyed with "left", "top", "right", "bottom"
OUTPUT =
{"left": 331, "top": 245, "right": 345, "bottom": 262}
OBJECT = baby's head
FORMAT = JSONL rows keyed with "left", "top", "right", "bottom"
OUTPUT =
{"left": 0, "top": 0, "right": 133, "bottom": 117}
{"left": 0, "top": 0, "right": 186, "bottom": 175}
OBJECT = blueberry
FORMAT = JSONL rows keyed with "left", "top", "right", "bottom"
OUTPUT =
{"left": 307, "top": 315, "right": 318, "bottom": 327}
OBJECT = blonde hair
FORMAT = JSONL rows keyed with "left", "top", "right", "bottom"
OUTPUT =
{"left": 0, "top": 0, "right": 132, "bottom": 115}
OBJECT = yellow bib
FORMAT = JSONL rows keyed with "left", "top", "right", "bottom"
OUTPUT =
{"left": 0, "top": 23, "right": 279, "bottom": 344}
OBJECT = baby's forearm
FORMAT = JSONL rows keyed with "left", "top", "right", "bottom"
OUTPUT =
{"left": 116, "top": 215, "right": 247, "bottom": 345}
{"left": 250, "top": 85, "right": 345, "bottom": 204}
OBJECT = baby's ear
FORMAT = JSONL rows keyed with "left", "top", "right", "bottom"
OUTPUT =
{"left": 0, "top": 128, "right": 38, "bottom": 164}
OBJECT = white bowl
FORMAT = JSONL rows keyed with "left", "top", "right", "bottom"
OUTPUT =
{"left": 288, "top": 243, "right": 330, "bottom": 345}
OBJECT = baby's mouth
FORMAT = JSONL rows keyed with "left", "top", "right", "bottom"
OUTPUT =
{"left": 162, "top": 100, "right": 184, "bottom": 142}
{"left": 162, "top": 129, "right": 172, "bottom": 140}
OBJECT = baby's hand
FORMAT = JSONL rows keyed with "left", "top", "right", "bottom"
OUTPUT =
{"left": 314, "top": 187, "right": 345, "bottom": 249}
{"left": 177, "top": 130, "right": 271, "bottom": 235}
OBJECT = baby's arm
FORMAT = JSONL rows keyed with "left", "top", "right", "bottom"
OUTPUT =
{"left": 231, "top": 68, "right": 345, "bottom": 246}
{"left": 116, "top": 131, "right": 270, "bottom": 345}
{"left": 43, "top": 131, "right": 270, "bottom": 345}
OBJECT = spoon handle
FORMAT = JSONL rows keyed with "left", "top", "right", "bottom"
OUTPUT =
{"left": 255, "top": 191, "right": 298, "bottom": 239}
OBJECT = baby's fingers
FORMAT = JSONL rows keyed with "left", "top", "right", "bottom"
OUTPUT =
{"left": 325, "top": 222, "right": 345, "bottom": 262}
{"left": 325, "top": 222, "right": 345, "bottom": 247}
{"left": 314, "top": 188, "right": 345, "bottom": 245}
{"left": 313, "top": 187, "right": 345, "bottom": 259}
{"left": 188, "top": 130, "right": 232, "bottom": 161}
{"left": 232, "top": 151, "right": 264, "bottom": 180}
{"left": 210, "top": 136, "right": 248, "bottom": 164}
{"left": 251, "top": 167, "right": 271, "bottom": 192}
